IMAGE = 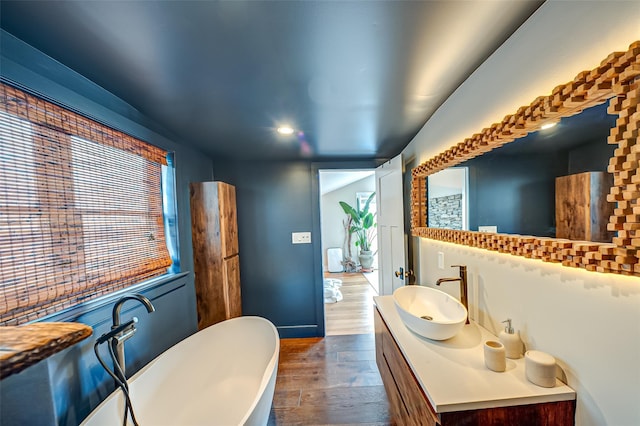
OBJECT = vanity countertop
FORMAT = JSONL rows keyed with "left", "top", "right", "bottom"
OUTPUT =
{"left": 0, "top": 322, "right": 93, "bottom": 379}
{"left": 374, "top": 295, "right": 575, "bottom": 413}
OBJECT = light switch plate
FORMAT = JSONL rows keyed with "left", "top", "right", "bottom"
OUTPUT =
{"left": 292, "top": 232, "right": 311, "bottom": 244}
{"left": 437, "top": 252, "right": 445, "bottom": 270}
{"left": 479, "top": 225, "right": 498, "bottom": 233}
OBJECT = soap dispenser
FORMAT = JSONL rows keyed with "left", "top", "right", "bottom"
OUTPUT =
{"left": 499, "top": 319, "right": 523, "bottom": 359}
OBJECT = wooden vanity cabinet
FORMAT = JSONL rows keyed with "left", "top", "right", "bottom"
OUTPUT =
{"left": 190, "top": 181, "right": 242, "bottom": 330}
{"left": 375, "top": 308, "right": 438, "bottom": 426}
{"left": 374, "top": 307, "right": 575, "bottom": 426}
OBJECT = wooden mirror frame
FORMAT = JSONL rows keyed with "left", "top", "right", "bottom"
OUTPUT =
{"left": 411, "top": 41, "right": 639, "bottom": 276}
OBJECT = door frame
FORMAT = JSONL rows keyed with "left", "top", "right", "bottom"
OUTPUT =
{"left": 311, "top": 160, "right": 379, "bottom": 337}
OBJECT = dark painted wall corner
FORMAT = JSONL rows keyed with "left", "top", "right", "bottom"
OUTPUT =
{"left": 0, "top": 31, "right": 214, "bottom": 425}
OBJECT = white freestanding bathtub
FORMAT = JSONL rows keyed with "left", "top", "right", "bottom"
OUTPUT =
{"left": 82, "top": 316, "right": 280, "bottom": 426}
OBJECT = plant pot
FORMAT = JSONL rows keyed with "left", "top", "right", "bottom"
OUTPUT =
{"left": 358, "top": 250, "right": 374, "bottom": 271}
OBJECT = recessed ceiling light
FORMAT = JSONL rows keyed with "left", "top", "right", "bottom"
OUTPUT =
{"left": 277, "top": 126, "right": 294, "bottom": 135}
{"left": 541, "top": 122, "right": 557, "bottom": 130}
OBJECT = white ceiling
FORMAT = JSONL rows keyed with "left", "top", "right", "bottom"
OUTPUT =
{"left": 428, "top": 167, "right": 467, "bottom": 199}
{"left": 319, "top": 170, "right": 374, "bottom": 195}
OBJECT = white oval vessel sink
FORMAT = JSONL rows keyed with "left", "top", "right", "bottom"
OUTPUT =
{"left": 393, "top": 285, "right": 467, "bottom": 340}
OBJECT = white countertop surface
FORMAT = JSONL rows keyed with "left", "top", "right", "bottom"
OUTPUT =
{"left": 374, "top": 295, "right": 576, "bottom": 413}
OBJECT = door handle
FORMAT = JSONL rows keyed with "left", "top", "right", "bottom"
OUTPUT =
{"left": 394, "top": 268, "right": 414, "bottom": 280}
{"left": 394, "top": 268, "right": 403, "bottom": 279}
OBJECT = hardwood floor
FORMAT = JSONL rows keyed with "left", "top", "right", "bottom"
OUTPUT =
{"left": 267, "top": 274, "right": 392, "bottom": 425}
{"left": 324, "top": 272, "right": 377, "bottom": 336}
{"left": 268, "top": 334, "right": 394, "bottom": 425}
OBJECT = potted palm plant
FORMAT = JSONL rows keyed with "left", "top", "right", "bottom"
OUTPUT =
{"left": 339, "top": 192, "right": 376, "bottom": 271}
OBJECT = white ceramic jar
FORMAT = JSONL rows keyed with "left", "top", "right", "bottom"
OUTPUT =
{"left": 525, "top": 350, "right": 556, "bottom": 388}
{"left": 484, "top": 340, "right": 506, "bottom": 372}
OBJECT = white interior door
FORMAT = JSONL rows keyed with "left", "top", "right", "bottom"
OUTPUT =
{"left": 376, "top": 154, "right": 407, "bottom": 296}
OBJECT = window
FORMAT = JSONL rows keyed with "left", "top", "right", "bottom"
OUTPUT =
{"left": 356, "top": 191, "right": 376, "bottom": 213}
{"left": 0, "top": 83, "right": 172, "bottom": 325}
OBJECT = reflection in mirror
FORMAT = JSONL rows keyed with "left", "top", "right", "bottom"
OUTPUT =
{"left": 430, "top": 102, "right": 616, "bottom": 242}
{"left": 427, "top": 168, "right": 468, "bottom": 230}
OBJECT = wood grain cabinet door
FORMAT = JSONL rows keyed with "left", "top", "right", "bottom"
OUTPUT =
{"left": 374, "top": 308, "right": 438, "bottom": 426}
{"left": 218, "top": 182, "right": 239, "bottom": 258}
{"left": 223, "top": 255, "right": 242, "bottom": 318}
{"left": 190, "top": 181, "right": 242, "bottom": 329}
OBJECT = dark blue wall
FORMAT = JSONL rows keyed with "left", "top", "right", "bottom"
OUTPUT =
{"left": 214, "top": 159, "right": 377, "bottom": 338}
{"left": 1, "top": 275, "right": 192, "bottom": 426}
{"left": 0, "top": 29, "right": 382, "bottom": 424}
{"left": 568, "top": 139, "right": 615, "bottom": 175}
{"left": 0, "top": 31, "right": 214, "bottom": 425}
{"left": 465, "top": 152, "right": 567, "bottom": 237}
{"left": 462, "top": 138, "right": 613, "bottom": 237}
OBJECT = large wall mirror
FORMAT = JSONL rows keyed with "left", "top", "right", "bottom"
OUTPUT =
{"left": 411, "top": 41, "right": 639, "bottom": 276}
{"left": 429, "top": 103, "right": 616, "bottom": 240}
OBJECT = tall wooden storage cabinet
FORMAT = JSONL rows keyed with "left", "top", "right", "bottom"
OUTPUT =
{"left": 190, "top": 181, "right": 242, "bottom": 330}
{"left": 555, "top": 171, "right": 614, "bottom": 242}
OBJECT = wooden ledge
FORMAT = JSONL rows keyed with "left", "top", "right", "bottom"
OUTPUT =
{"left": 0, "top": 322, "right": 93, "bottom": 379}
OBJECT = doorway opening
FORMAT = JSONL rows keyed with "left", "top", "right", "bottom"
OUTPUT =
{"left": 319, "top": 169, "right": 378, "bottom": 336}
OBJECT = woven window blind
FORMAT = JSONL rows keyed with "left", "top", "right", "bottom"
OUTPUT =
{"left": 0, "top": 83, "right": 171, "bottom": 325}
